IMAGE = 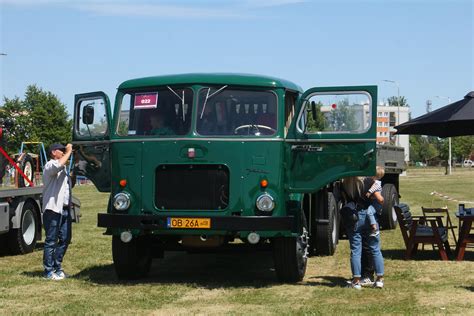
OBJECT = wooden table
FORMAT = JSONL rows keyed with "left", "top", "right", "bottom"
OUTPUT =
{"left": 455, "top": 211, "right": 474, "bottom": 261}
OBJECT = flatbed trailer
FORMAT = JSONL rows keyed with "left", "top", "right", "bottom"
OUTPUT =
{"left": 0, "top": 186, "right": 44, "bottom": 254}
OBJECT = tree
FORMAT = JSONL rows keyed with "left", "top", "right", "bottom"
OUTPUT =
{"left": 306, "top": 101, "right": 327, "bottom": 132}
{"left": 0, "top": 85, "right": 72, "bottom": 153}
{"left": 305, "top": 98, "right": 360, "bottom": 133}
{"left": 452, "top": 136, "right": 474, "bottom": 161}
{"left": 409, "top": 135, "right": 439, "bottom": 165}
{"left": 387, "top": 96, "right": 409, "bottom": 107}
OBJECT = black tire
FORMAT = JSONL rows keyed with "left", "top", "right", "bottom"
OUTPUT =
{"left": 273, "top": 212, "right": 308, "bottom": 283}
{"left": 17, "top": 154, "right": 34, "bottom": 188}
{"left": 379, "top": 184, "right": 399, "bottom": 230}
{"left": 8, "top": 200, "right": 39, "bottom": 254}
{"left": 312, "top": 191, "right": 339, "bottom": 256}
{"left": 0, "top": 233, "right": 9, "bottom": 255}
{"left": 112, "top": 235, "right": 152, "bottom": 280}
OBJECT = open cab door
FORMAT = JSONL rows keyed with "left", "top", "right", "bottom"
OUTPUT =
{"left": 73, "top": 92, "right": 112, "bottom": 192}
{"left": 285, "top": 86, "right": 377, "bottom": 192}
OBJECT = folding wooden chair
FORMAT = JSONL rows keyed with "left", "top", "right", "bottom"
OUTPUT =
{"left": 422, "top": 206, "right": 457, "bottom": 248}
{"left": 394, "top": 204, "right": 452, "bottom": 260}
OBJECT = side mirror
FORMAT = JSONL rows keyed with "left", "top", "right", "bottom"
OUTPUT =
{"left": 82, "top": 105, "right": 95, "bottom": 125}
{"left": 311, "top": 101, "right": 317, "bottom": 121}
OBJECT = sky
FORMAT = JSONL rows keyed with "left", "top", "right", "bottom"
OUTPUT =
{"left": 0, "top": 0, "right": 473, "bottom": 118}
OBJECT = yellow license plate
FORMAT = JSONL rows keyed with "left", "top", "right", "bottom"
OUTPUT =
{"left": 167, "top": 217, "right": 211, "bottom": 229}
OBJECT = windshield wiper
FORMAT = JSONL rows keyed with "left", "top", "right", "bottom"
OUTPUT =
{"left": 167, "top": 86, "right": 186, "bottom": 121}
{"left": 200, "top": 85, "right": 228, "bottom": 119}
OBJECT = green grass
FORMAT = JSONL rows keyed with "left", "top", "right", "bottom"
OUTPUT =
{"left": 1, "top": 169, "right": 473, "bottom": 314}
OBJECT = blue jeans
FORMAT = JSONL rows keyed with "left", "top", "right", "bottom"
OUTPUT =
{"left": 347, "top": 208, "right": 384, "bottom": 278}
{"left": 367, "top": 205, "right": 377, "bottom": 227}
{"left": 43, "top": 209, "right": 71, "bottom": 275}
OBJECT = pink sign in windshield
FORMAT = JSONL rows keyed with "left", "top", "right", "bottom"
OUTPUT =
{"left": 134, "top": 93, "right": 158, "bottom": 109}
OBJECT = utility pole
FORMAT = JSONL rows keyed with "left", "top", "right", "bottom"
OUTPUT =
{"left": 435, "top": 96, "right": 452, "bottom": 175}
{"left": 383, "top": 79, "right": 401, "bottom": 146}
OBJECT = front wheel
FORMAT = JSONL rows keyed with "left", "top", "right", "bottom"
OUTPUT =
{"left": 112, "top": 236, "right": 152, "bottom": 280}
{"left": 273, "top": 212, "right": 308, "bottom": 283}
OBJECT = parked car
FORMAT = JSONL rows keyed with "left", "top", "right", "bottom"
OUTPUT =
{"left": 463, "top": 159, "right": 473, "bottom": 167}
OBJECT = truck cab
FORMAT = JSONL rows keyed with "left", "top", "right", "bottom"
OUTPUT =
{"left": 73, "top": 73, "right": 377, "bottom": 282}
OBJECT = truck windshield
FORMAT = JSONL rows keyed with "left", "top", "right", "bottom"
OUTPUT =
{"left": 196, "top": 87, "right": 277, "bottom": 136}
{"left": 117, "top": 87, "right": 193, "bottom": 136}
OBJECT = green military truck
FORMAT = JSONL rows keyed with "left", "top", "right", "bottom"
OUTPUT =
{"left": 72, "top": 73, "right": 401, "bottom": 282}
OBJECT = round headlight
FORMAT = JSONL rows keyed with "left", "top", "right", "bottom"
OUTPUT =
{"left": 113, "top": 192, "right": 131, "bottom": 211}
{"left": 256, "top": 193, "right": 275, "bottom": 212}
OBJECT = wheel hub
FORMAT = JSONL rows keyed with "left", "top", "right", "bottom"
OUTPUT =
{"left": 22, "top": 209, "right": 35, "bottom": 245}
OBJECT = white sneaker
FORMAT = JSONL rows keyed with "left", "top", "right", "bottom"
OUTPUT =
{"left": 370, "top": 230, "right": 380, "bottom": 237}
{"left": 360, "top": 277, "right": 374, "bottom": 287}
{"left": 346, "top": 281, "right": 362, "bottom": 290}
{"left": 374, "top": 279, "right": 384, "bottom": 289}
{"left": 55, "top": 271, "right": 66, "bottom": 279}
{"left": 44, "top": 272, "right": 62, "bottom": 280}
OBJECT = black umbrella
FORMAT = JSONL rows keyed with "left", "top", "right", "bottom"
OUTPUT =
{"left": 395, "top": 91, "right": 474, "bottom": 138}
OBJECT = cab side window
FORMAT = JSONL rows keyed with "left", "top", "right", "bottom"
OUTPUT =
{"left": 77, "top": 96, "right": 108, "bottom": 137}
{"left": 304, "top": 93, "right": 371, "bottom": 134}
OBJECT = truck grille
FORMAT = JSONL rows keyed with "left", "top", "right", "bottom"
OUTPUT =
{"left": 155, "top": 164, "right": 229, "bottom": 210}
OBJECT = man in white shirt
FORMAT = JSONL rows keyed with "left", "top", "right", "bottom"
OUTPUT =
{"left": 42, "top": 143, "right": 73, "bottom": 280}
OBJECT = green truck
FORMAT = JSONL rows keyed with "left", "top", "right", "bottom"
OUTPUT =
{"left": 72, "top": 73, "right": 402, "bottom": 282}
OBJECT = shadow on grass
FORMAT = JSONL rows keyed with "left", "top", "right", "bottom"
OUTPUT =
{"left": 22, "top": 270, "right": 44, "bottom": 278}
{"left": 305, "top": 275, "right": 348, "bottom": 288}
{"left": 72, "top": 251, "right": 280, "bottom": 288}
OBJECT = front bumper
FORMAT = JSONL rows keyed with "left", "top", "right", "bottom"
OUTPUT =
{"left": 98, "top": 213, "right": 294, "bottom": 231}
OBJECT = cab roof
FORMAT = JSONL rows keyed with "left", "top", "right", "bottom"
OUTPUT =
{"left": 118, "top": 73, "right": 302, "bottom": 92}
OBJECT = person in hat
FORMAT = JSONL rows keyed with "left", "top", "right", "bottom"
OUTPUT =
{"left": 42, "top": 143, "right": 73, "bottom": 280}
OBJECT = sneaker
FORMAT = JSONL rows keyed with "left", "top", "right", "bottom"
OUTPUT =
{"left": 374, "top": 279, "right": 384, "bottom": 289}
{"left": 346, "top": 281, "right": 362, "bottom": 290}
{"left": 44, "top": 272, "right": 62, "bottom": 280}
{"left": 370, "top": 230, "right": 380, "bottom": 237}
{"left": 360, "top": 277, "right": 374, "bottom": 287}
{"left": 55, "top": 271, "right": 66, "bottom": 279}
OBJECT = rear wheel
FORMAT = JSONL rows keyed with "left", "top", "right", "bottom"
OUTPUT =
{"left": 273, "top": 212, "right": 308, "bottom": 283}
{"left": 311, "top": 190, "right": 339, "bottom": 256}
{"left": 380, "top": 184, "right": 399, "bottom": 230}
{"left": 8, "top": 200, "right": 39, "bottom": 254}
{"left": 16, "top": 154, "right": 34, "bottom": 188}
{"left": 112, "top": 235, "right": 152, "bottom": 280}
